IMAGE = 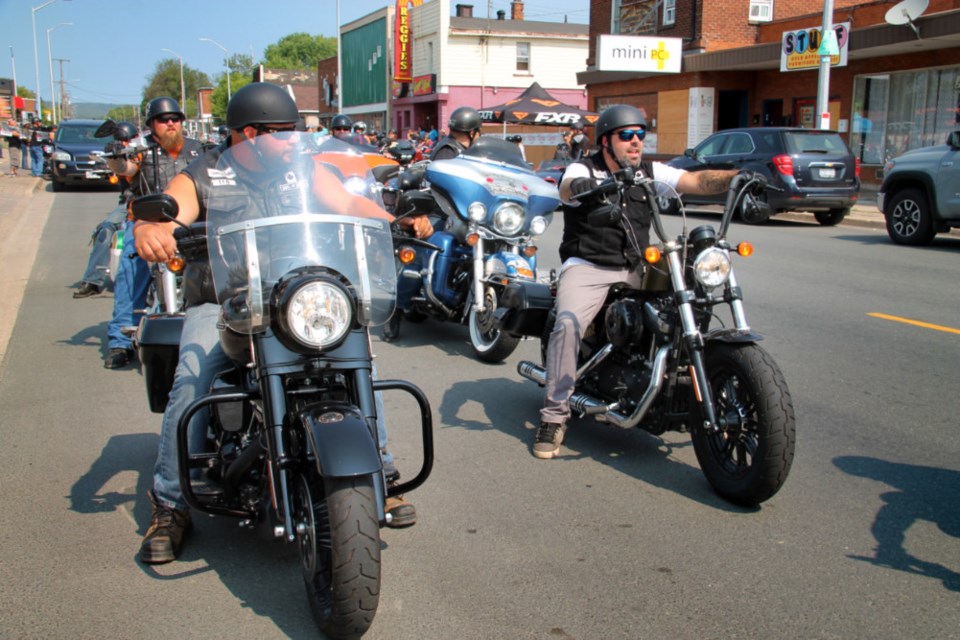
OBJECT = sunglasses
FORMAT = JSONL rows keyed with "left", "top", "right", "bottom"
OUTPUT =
{"left": 154, "top": 115, "right": 182, "bottom": 124}
{"left": 332, "top": 126, "right": 351, "bottom": 132}
{"left": 257, "top": 124, "right": 297, "bottom": 135}
{"left": 616, "top": 128, "right": 647, "bottom": 142}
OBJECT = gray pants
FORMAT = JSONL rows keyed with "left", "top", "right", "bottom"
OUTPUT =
{"left": 540, "top": 262, "right": 644, "bottom": 425}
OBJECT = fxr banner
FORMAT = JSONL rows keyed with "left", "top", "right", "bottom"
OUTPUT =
{"left": 394, "top": 0, "right": 424, "bottom": 82}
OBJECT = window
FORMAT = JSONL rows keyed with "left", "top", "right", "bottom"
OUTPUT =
{"left": 749, "top": 0, "right": 773, "bottom": 22}
{"left": 516, "top": 42, "right": 530, "bottom": 72}
{"left": 663, "top": 0, "right": 676, "bottom": 27}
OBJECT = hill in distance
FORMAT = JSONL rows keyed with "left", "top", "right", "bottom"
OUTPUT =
{"left": 68, "top": 103, "right": 122, "bottom": 119}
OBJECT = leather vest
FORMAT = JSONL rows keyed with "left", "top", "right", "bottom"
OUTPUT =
{"left": 131, "top": 134, "right": 204, "bottom": 197}
{"left": 559, "top": 152, "right": 654, "bottom": 268}
{"left": 429, "top": 136, "right": 464, "bottom": 161}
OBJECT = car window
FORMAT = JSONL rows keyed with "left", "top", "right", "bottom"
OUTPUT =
{"left": 56, "top": 125, "right": 100, "bottom": 145}
{"left": 783, "top": 132, "right": 849, "bottom": 154}
{"left": 725, "top": 133, "right": 755, "bottom": 154}
{"left": 695, "top": 134, "right": 729, "bottom": 157}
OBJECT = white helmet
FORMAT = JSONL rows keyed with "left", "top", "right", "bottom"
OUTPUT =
{"left": 353, "top": 121, "right": 367, "bottom": 133}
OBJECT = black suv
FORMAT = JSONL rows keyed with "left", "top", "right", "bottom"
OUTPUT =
{"left": 50, "top": 119, "right": 114, "bottom": 191}
{"left": 663, "top": 127, "right": 861, "bottom": 225}
{"left": 878, "top": 131, "right": 960, "bottom": 245}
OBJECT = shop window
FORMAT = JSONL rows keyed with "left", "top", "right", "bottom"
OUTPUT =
{"left": 516, "top": 42, "right": 530, "bottom": 73}
{"left": 663, "top": 0, "right": 675, "bottom": 27}
{"left": 749, "top": 0, "right": 773, "bottom": 23}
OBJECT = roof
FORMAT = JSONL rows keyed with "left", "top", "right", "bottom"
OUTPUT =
{"left": 450, "top": 16, "right": 588, "bottom": 36}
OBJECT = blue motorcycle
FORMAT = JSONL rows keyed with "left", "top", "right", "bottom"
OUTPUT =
{"left": 390, "top": 137, "right": 560, "bottom": 362}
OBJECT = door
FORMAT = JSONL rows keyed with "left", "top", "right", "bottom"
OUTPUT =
{"left": 718, "top": 90, "right": 748, "bottom": 130}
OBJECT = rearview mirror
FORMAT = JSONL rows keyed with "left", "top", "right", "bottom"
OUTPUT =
{"left": 94, "top": 119, "right": 117, "bottom": 139}
{"left": 130, "top": 193, "right": 180, "bottom": 223}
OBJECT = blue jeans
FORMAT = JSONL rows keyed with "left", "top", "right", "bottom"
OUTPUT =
{"left": 22, "top": 146, "right": 30, "bottom": 169}
{"left": 106, "top": 220, "right": 151, "bottom": 350}
{"left": 152, "top": 303, "right": 393, "bottom": 510}
{"left": 80, "top": 203, "right": 127, "bottom": 288}
{"left": 30, "top": 144, "right": 43, "bottom": 177}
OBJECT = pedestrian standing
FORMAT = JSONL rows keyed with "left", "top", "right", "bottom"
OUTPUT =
{"left": 7, "top": 126, "right": 22, "bottom": 176}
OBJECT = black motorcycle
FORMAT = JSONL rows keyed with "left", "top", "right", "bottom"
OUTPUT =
{"left": 499, "top": 170, "right": 795, "bottom": 506}
{"left": 133, "top": 136, "right": 434, "bottom": 638}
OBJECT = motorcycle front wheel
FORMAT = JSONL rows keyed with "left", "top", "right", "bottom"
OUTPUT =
{"left": 690, "top": 343, "right": 795, "bottom": 506}
{"left": 469, "top": 285, "right": 520, "bottom": 363}
{"left": 298, "top": 474, "right": 381, "bottom": 640}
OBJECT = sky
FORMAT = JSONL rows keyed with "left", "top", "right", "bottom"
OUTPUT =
{"left": 0, "top": 0, "right": 590, "bottom": 108}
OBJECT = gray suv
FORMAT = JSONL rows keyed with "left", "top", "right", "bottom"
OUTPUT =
{"left": 50, "top": 119, "right": 114, "bottom": 191}
{"left": 878, "top": 131, "right": 960, "bottom": 245}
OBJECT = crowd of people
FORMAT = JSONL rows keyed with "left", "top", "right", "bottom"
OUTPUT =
{"left": 2, "top": 117, "right": 54, "bottom": 178}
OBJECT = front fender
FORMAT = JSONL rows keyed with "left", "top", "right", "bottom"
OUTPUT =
{"left": 704, "top": 327, "right": 763, "bottom": 344}
{"left": 301, "top": 404, "right": 381, "bottom": 478}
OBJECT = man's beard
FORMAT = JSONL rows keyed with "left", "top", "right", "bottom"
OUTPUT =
{"left": 155, "top": 127, "right": 184, "bottom": 152}
{"left": 614, "top": 146, "right": 641, "bottom": 170}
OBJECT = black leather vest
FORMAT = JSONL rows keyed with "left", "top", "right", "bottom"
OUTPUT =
{"left": 131, "top": 134, "right": 204, "bottom": 197}
{"left": 429, "top": 136, "right": 464, "bottom": 161}
{"left": 559, "top": 152, "right": 654, "bottom": 268}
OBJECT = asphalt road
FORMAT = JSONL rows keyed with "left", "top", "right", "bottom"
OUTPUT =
{"left": 1, "top": 186, "right": 958, "bottom": 639}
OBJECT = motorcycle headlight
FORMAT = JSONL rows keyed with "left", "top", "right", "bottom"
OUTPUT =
{"left": 529, "top": 215, "right": 548, "bottom": 236}
{"left": 693, "top": 247, "right": 731, "bottom": 289}
{"left": 494, "top": 202, "right": 525, "bottom": 236}
{"left": 468, "top": 202, "right": 486, "bottom": 222}
{"left": 53, "top": 151, "right": 71, "bottom": 162}
{"left": 282, "top": 279, "right": 353, "bottom": 349}
{"left": 344, "top": 176, "right": 370, "bottom": 197}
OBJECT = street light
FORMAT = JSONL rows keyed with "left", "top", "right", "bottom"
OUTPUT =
{"left": 199, "top": 37, "right": 231, "bottom": 102}
{"left": 47, "top": 22, "right": 71, "bottom": 124}
{"left": 161, "top": 48, "right": 185, "bottom": 110}
{"left": 32, "top": 0, "right": 68, "bottom": 121}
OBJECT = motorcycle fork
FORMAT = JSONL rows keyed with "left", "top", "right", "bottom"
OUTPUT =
{"left": 664, "top": 247, "right": 719, "bottom": 431}
{"left": 257, "top": 367, "right": 298, "bottom": 542}
{"left": 472, "top": 236, "right": 486, "bottom": 313}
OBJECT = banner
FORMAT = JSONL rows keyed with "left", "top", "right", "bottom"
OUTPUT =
{"left": 780, "top": 22, "right": 849, "bottom": 72}
{"left": 394, "top": 0, "right": 424, "bottom": 82}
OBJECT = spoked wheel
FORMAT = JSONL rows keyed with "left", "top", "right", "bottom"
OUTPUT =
{"left": 691, "top": 343, "right": 795, "bottom": 506}
{"left": 469, "top": 285, "right": 520, "bottom": 363}
{"left": 298, "top": 474, "right": 381, "bottom": 640}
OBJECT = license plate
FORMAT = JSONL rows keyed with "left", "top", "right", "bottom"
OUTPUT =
{"left": 84, "top": 171, "right": 103, "bottom": 180}
{"left": 819, "top": 167, "right": 836, "bottom": 179}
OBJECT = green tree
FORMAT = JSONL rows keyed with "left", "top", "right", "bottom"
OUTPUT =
{"left": 105, "top": 105, "right": 143, "bottom": 127}
{"left": 141, "top": 58, "right": 211, "bottom": 120}
{"left": 262, "top": 33, "right": 336, "bottom": 70}
{"left": 204, "top": 53, "right": 254, "bottom": 123}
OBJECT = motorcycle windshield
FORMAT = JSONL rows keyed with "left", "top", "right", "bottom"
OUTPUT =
{"left": 205, "top": 135, "right": 396, "bottom": 335}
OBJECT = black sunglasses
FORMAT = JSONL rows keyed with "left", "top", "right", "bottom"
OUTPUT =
{"left": 154, "top": 115, "right": 182, "bottom": 124}
{"left": 332, "top": 126, "right": 351, "bottom": 132}
{"left": 257, "top": 124, "right": 297, "bottom": 135}
{"left": 616, "top": 128, "right": 647, "bottom": 142}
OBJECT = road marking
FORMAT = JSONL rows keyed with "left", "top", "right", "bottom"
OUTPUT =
{"left": 868, "top": 312, "right": 960, "bottom": 335}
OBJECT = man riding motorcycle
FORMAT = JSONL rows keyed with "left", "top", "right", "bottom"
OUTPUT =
{"left": 429, "top": 106, "right": 482, "bottom": 161}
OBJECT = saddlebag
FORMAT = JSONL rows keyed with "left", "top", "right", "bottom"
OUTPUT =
{"left": 493, "top": 280, "right": 554, "bottom": 337}
{"left": 136, "top": 314, "right": 184, "bottom": 413}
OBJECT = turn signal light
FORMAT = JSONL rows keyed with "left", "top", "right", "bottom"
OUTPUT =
{"left": 644, "top": 246, "right": 661, "bottom": 264}
{"left": 108, "top": 175, "right": 119, "bottom": 185}
{"left": 737, "top": 242, "right": 754, "bottom": 257}
{"left": 398, "top": 246, "right": 417, "bottom": 264}
{"left": 167, "top": 256, "right": 185, "bottom": 273}
{"left": 466, "top": 233, "right": 480, "bottom": 247}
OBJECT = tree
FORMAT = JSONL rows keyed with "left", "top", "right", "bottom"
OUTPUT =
{"left": 105, "top": 105, "right": 144, "bottom": 128}
{"left": 205, "top": 53, "right": 254, "bottom": 123}
{"left": 262, "top": 33, "right": 336, "bottom": 70}
{"left": 141, "top": 59, "right": 212, "bottom": 120}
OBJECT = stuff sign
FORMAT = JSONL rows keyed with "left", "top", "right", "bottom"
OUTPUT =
{"left": 780, "top": 22, "right": 849, "bottom": 72}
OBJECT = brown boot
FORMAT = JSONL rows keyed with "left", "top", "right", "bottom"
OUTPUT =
{"left": 139, "top": 491, "right": 192, "bottom": 564}
{"left": 385, "top": 494, "right": 417, "bottom": 528}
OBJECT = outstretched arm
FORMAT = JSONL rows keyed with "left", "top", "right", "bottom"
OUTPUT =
{"left": 675, "top": 169, "right": 739, "bottom": 196}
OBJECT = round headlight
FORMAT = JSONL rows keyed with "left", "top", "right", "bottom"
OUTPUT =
{"left": 284, "top": 280, "right": 352, "bottom": 349}
{"left": 53, "top": 151, "right": 71, "bottom": 162}
{"left": 693, "top": 247, "right": 731, "bottom": 289}
{"left": 468, "top": 202, "right": 487, "bottom": 222}
{"left": 344, "top": 176, "right": 370, "bottom": 196}
{"left": 494, "top": 202, "right": 525, "bottom": 235}
{"left": 529, "top": 215, "right": 549, "bottom": 236}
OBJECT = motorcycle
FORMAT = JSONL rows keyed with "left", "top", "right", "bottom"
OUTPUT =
{"left": 131, "top": 135, "right": 434, "bottom": 638}
{"left": 389, "top": 136, "right": 560, "bottom": 362}
{"left": 499, "top": 169, "right": 796, "bottom": 506}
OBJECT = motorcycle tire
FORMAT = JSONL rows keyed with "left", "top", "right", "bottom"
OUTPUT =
{"left": 468, "top": 286, "right": 520, "bottom": 363}
{"left": 301, "top": 474, "right": 381, "bottom": 640}
{"left": 690, "top": 343, "right": 795, "bottom": 506}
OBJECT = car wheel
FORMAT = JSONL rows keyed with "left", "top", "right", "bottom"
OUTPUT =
{"left": 51, "top": 179, "right": 64, "bottom": 192}
{"left": 656, "top": 195, "right": 679, "bottom": 216}
{"left": 885, "top": 188, "right": 935, "bottom": 245}
{"left": 814, "top": 208, "right": 847, "bottom": 226}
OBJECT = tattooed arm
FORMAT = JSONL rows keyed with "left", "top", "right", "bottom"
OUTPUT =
{"left": 675, "top": 169, "right": 739, "bottom": 196}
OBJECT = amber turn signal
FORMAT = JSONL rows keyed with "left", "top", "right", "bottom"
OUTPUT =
{"left": 737, "top": 242, "right": 754, "bottom": 257}
{"left": 466, "top": 233, "right": 480, "bottom": 247}
{"left": 644, "top": 246, "right": 661, "bottom": 264}
{"left": 398, "top": 246, "right": 417, "bottom": 264}
{"left": 167, "top": 256, "right": 185, "bottom": 273}
{"left": 108, "top": 175, "right": 119, "bottom": 185}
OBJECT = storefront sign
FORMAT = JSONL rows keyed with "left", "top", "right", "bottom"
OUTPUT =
{"left": 596, "top": 35, "right": 682, "bottom": 74}
{"left": 413, "top": 74, "right": 435, "bottom": 96}
{"left": 780, "top": 22, "right": 849, "bottom": 72}
{"left": 394, "top": 0, "right": 424, "bottom": 82}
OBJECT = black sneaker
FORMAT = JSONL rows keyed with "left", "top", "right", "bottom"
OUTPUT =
{"left": 139, "top": 491, "right": 192, "bottom": 564}
{"left": 73, "top": 282, "right": 101, "bottom": 298}
{"left": 532, "top": 422, "right": 566, "bottom": 459}
{"left": 383, "top": 312, "right": 401, "bottom": 342}
{"left": 104, "top": 348, "right": 133, "bottom": 369}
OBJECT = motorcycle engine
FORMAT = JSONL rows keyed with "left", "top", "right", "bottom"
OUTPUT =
{"left": 604, "top": 299, "right": 645, "bottom": 349}
{"left": 591, "top": 355, "right": 650, "bottom": 403}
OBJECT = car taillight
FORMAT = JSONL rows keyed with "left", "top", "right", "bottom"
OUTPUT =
{"left": 854, "top": 157, "right": 861, "bottom": 178}
{"left": 772, "top": 154, "right": 793, "bottom": 176}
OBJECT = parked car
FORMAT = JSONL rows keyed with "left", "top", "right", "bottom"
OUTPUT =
{"left": 877, "top": 131, "right": 960, "bottom": 245}
{"left": 50, "top": 119, "right": 114, "bottom": 191}
{"left": 661, "top": 127, "right": 861, "bottom": 225}
{"left": 534, "top": 158, "right": 575, "bottom": 185}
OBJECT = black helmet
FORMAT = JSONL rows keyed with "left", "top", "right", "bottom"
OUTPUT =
{"left": 145, "top": 97, "right": 185, "bottom": 125}
{"left": 114, "top": 121, "right": 139, "bottom": 142}
{"left": 331, "top": 114, "right": 352, "bottom": 131}
{"left": 225, "top": 82, "right": 300, "bottom": 130}
{"left": 595, "top": 105, "right": 646, "bottom": 143}
{"left": 449, "top": 106, "right": 481, "bottom": 133}
{"left": 217, "top": 125, "right": 229, "bottom": 137}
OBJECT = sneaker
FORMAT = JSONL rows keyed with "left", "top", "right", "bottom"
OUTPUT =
{"left": 532, "top": 422, "right": 566, "bottom": 459}
{"left": 72, "top": 282, "right": 101, "bottom": 298}
{"left": 382, "top": 312, "right": 401, "bottom": 342}
{"left": 139, "top": 491, "right": 192, "bottom": 564}
{"left": 104, "top": 347, "right": 133, "bottom": 369}
{"left": 385, "top": 493, "right": 416, "bottom": 528}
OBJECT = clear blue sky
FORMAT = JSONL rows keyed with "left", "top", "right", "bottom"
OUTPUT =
{"left": 0, "top": 0, "right": 589, "bottom": 108}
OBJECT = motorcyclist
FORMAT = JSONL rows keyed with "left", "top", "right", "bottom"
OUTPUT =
{"left": 133, "top": 82, "right": 432, "bottom": 564}
{"left": 429, "top": 106, "right": 482, "bottom": 160}
{"left": 568, "top": 121, "right": 590, "bottom": 160}
{"left": 532, "top": 104, "right": 740, "bottom": 459}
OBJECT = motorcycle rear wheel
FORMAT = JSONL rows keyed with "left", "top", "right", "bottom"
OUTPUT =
{"left": 469, "top": 286, "right": 520, "bottom": 363}
{"left": 299, "top": 474, "right": 381, "bottom": 640}
{"left": 691, "top": 343, "right": 795, "bottom": 506}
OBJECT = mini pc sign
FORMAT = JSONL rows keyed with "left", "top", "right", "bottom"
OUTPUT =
{"left": 596, "top": 35, "right": 683, "bottom": 74}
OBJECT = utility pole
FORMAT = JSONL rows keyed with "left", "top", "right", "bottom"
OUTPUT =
{"left": 816, "top": 0, "right": 835, "bottom": 130}
{"left": 54, "top": 57, "right": 69, "bottom": 120}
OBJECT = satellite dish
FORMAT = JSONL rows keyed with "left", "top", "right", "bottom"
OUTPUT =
{"left": 885, "top": 0, "right": 928, "bottom": 37}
